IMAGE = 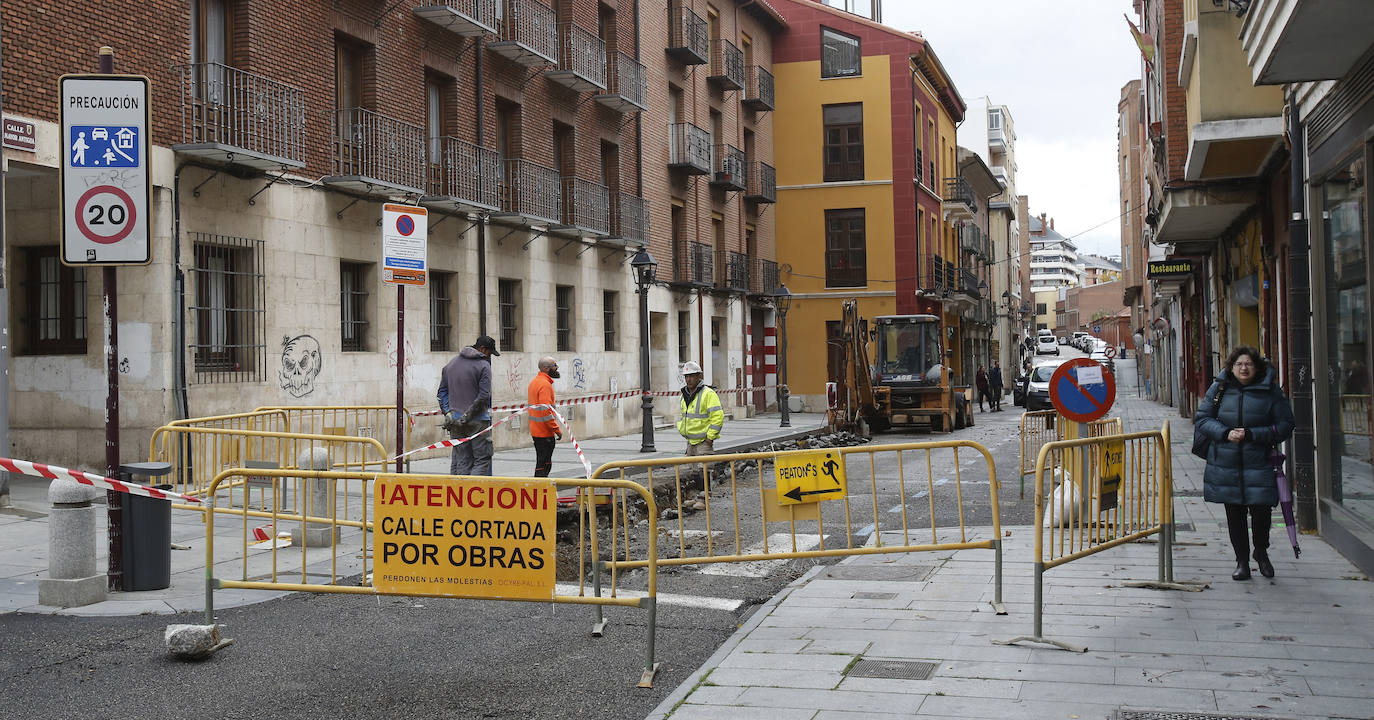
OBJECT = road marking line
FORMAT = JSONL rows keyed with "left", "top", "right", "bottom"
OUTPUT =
{"left": 553, "top": 583, "right": 744, "bottom": 612}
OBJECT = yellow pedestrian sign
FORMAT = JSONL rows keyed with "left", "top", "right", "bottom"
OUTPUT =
{"left": 1099, "top": 438, "right": 1124, "bottom": 510}
{"left": 775, "top": 450, "right": 847, "bottom": 505}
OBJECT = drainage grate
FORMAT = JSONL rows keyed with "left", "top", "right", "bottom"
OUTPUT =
{"left": 851, "top": 592, "right": 898, "bottom": 600}
{"left": 1262, "top": 635, "right": 1295, "bottom": 642}
{"left": 1118, "top": 711, "right": 1296, "bottom": 720}
{"left": 1173, "top": 522, "right": 1194, "bottom": 532}
{"left": 823, "top": 564, "right": 935, "bottom": 582}
{"left": 845, "top": 659, "right": 937, "bottom": 680}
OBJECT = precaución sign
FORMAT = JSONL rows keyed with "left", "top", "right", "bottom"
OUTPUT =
{"left": 373, "top": 477, "right": 556, "bottom": 600}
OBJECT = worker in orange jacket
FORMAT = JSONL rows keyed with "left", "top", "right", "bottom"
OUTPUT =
{"left": 527, "top": 356, "right": 563, "bottom": 477}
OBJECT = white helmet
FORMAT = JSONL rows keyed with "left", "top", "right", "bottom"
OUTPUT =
{"left": 681, "top": 361, "right": 703, "bottom": 375}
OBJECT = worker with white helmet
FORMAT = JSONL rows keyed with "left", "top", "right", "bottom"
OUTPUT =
{"left": 677, "top": 361, "right": 725, "bottom": 455}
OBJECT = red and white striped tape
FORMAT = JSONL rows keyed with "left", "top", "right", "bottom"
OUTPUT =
{"left": 394, "top": 407, "right": 530, "bottom": 459}
{"left": 548, "top": 405, "right": 593, "bottom": 479}
{"left": 0, "top": 457, "right": 203, "bottom": 504}
{"left": 411, "top": 384, "right": 789, "bottom": 417}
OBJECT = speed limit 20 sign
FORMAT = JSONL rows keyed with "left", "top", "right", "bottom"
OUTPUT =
{"left": 60, "top": 75, "right": 151, "bottom": 265}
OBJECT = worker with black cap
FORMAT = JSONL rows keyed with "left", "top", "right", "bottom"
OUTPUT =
{"left": 438, "top": 335, "right": 500, "bottom": 475}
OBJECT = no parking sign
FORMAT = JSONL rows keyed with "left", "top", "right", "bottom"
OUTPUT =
{"left": 382, "top": 204, "right": 428, "bottom": 286}
{"left": 1049, "top": 358, "right": 1116, "bottom": 423}
{"left": 60, "top": 75, "right": 151, "bottom": 265}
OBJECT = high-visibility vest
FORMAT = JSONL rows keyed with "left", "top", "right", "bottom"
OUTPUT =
{"left": 677, "top": 385, "right": 724, "bottom": 444}
{"left": 527, "top": 372, "right": 559, "bottom": 438}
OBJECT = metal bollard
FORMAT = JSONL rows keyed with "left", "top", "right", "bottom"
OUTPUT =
{"left": 39, "top": 479, "right": 107, "bottom": 607}
{"left": 290, "top": 447, "right": 336, "bottom": 547}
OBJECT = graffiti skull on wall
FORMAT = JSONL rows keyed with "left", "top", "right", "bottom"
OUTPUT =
{"left": 280, "top": 334, "right": 322, "bottom": 398}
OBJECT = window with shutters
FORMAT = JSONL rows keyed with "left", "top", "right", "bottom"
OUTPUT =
{"left": 823, "top": 103, "right": 863, "bottom": 182}
{"left": 824, "top": 208, "right": 867, "bottom": 288}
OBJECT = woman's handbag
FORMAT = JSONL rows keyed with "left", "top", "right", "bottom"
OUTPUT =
{"left": 1191, "top": 383, "right": 1222, "bottom": 460}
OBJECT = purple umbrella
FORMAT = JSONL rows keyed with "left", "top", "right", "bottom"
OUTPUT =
{"left": 1271, "top": 449, "right": 1300, "bottom": 558}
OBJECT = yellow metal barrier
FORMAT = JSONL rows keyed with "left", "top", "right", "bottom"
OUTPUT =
{"left": 587, "top": 439, "right": 1005, "bottom": 614}
{"left": 254, "top": 405, "right": 414, "bottom": 460}
{"left": 1342, "top": 394, "right": 1371, "bottom": 435}
{"left": 167, "top": 409, "right": 291, "bottom": 433}
{"left": 1019, "top": 412, "right": 1121, "bottom": 496}
{"left": 202, "top": 468, "right": 661, "bottom": 686}
{"left": 998, "top": 421, "right": 1202, "bottom": 652}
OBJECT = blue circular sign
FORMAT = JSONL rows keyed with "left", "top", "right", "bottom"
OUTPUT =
{"left": 1048, "top": 358, "right": 1116, "bottom": 423}
{"left": 396, "top": 215, "right": 415, "bottom": 236}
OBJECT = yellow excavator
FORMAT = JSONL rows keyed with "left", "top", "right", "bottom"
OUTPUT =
{"left": 830, "top": 300, "right": 969, "bottom": 435}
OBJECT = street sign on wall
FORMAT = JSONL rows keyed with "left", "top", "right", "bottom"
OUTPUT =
{"left": 59, "top": 75, "right": 151, "bottom": 265}
{"left": 382, "top": 203, "right": 428, "bottom": 286}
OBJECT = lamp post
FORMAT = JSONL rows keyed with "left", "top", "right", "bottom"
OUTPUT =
{"left": 774, "top": 284, "right": 792, "bottom": 427}
{"left": 630, "top": 249, "right": 657, "bottom": 452}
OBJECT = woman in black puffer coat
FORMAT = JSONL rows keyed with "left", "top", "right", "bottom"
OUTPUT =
{"left": 1194, "top": 347, "right": 1295, "bottom": 581}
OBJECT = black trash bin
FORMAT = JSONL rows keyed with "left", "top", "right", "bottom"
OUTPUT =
{"left": 117, "top": 462, "right": 173, "bottom": 591}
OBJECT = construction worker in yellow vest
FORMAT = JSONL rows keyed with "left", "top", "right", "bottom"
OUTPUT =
{"left": 677, "top": 361, "right": 724, "bottom": 455}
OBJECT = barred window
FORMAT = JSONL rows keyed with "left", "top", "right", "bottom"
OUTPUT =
{"left": 556, "top": 285, "right": 574, "bottom": 352}
{"left": 340, "top": 261, "right": 370, "bottom": 352}
{"left": 603, "top": 290, "right": 618, "bottom": 352}
{"left": 820, "top": 27, "right": 861, "bottom": 78}
{"left": 191, "top": 234, "right": 264, "bottom": 381}
{"left": 499, "top": 278, "right": 521, "bottom": 352}
{"left": 430, "top": 271, "right": 454, "bottom": 352}
{"left": 22, "top": 246, "right": 87, "bottom": 355}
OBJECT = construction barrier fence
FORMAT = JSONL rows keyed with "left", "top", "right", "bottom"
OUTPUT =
{"left": 998, "top": 421, "right": 1200, "bottom": 652}
{"left": 585, "top": 439, "right": 1005, "bottom": 619}
{"left": 254, "top": 406, "right": 412, "bottom": 461}
{"left": 1342, "top": 394, "right": 1371, "bottom": 435}
{"left": 202, "top": 468, "right": 662, "bottom": 686}
{"left": 1019, "top": 412, "right": 1122, "bottom": 496}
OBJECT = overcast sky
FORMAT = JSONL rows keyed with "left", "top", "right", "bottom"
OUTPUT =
{"left": 882, "top": 0, "right": 1142, "bottom": 259}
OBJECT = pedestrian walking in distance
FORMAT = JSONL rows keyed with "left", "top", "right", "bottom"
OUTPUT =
{"left": 1194, "top": 347, "right": 1295, "bottom": 581}
{"left": 527, "top": 356, "right": 562, "bottom": 478}
{"left": 438, "top": 335, "right": 500, "bottom": 476}
{"left": 975, "top": 365, "right": 991, "bottom": 412}
{"left": 989, "top": 361, "right": 1004, "bottom": 411}
{"left": 677, "top": 361, "right": 724, "bottom": 456}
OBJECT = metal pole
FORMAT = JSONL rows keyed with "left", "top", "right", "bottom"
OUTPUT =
{"left": 0, "top": 4, "right": 9, "bottom": 507}
{"left": 778, "top": 306, "right": 790, "bottom": 427}
{"left": 97, "top": 46, "right": 123, "bottom": 591}
{"left": 396, "top": 285, "right": 404, "bottom": 473}
{"left": 638, "top": 276, "right": 655, "bottom": 452}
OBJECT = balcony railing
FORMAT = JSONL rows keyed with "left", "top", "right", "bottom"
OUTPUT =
{"left": 174, "top": 63, "right": 306, "bottom": 170}
{"left": 959, "top": 223, "right": 989, "bottom": 260}
{"left": 667, "top": 1, "right": 708, "bottom": 65}
{"left": 943, "top": 177, "right": 977, "bottom": 215}
{"left": 669, "top": 122, "right": 712, "bottom": 175}
{"left": 547, "top": 23, "right": 606, "bottom": 92}
{"left": 708, "top": 38, "right": 745, "bottom": 90}
{"left": 750, "top": 258, "right": 780, "bottom": 296}
{"left": 675, "top": 241, "right": 714, "bottom": 286}
{"left": 958, "top": 268, "right": 980, "bottom": 298}
{"left": 329, "top": 107, "right": 426, "bottom": 194}
{"left": 427, "top": 136, "right": 501, "bottom": 211}
{"left": 915, "top": 148, "right": 924, "bottom": 185}
{"left": 716, "top": 250, "right": 749, "bottom": 292}
{"left": 560, "top": 177, "right": 610, "bottom": 235}
{"left": 925, "top": 254, "right": 948, "bottom": 294}
{"left": 490, "top": 0, "right": 558, "bottom": 66}
{"left": 711, "top": 144, "right": 746, "bottom": 190}
{"left": 595, "top": 52, "right": 647, "bottom": 112}
{"left": 743, "top": 65, "right": 774, "bottom": 111}
{"left": 412, "top": 0, "right": 499, "bottom": 37}
{"left": 744, "top": 161, "right": 776, "bottom": 203}
{"left": 500, "top": 158, "right": 561, "bottom": 225}
{"left": 609, "top": 192, "right": 649, "bottom": 244}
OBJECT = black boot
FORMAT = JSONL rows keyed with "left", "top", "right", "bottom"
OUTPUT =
{"left": 1255, "top": 553, "right": 1274, "bottom": 579}
{"left": 1232, "top": 563, "right": 1251, "bottom": 581}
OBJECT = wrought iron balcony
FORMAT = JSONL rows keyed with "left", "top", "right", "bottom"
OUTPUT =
{"left": 749, "top": 258, "right": 780, "bottom": 296}
{"left": 497, "top": 158, "right": 562, "bottom": 226}
{"left": 915, "top": 148, "right": 924, "bottom": 185}
{"left": 424, "top": 136, "right": 501, "bottom": 212}
{"left": 742, "top": 65, "right": 774, "bottom": 111}
{"left": 666, "top": 1, "right": 708, "bottom": 65}
{"left": 608, "top": 192, "right": 649, "bottom": 245}
{"left": 595, "top": 52, "right": 647, "bottom": 113}
{"left": 958, "top": 268, "right": 981, "bottom": 299}
{"left": 717, "top": 250, "right": 750, "bottom": 292}
{"left": 674, "top": 240, "right": 714, "bottom": 287}
{"left": 669, "top": 122, "right": 712, "bottom": 175}
{"left": 925, "top": 254, "right": 948, "bottom": 294}
{"left": 413, "top": 0, "right": 499, "bottom": 37}
{"left": 173, "top": 63, "right": 306, "bottom": 170}
{"left": 490, "top": 0, "right": 557, "bottom": 67}
{"left": 547, "top": 23, "right": 606, "bottom": 92}
{"left": 943, "top": 177, "right": 977, "bottom": 218}
{"left": 959, "top": 223, "right": 989, "bottom": 260}
{"left": 711, "top": 144, "right": 746, "bottom": 191}
{"left": 326, "top": 107, "right": 426, "bottom": 195}
{"left": 744, "top": 161, "right": 776, "bottom": 203}
{"left": 558, "top": 177, "right": 610, "bottom": 236}
{"left": 708, "top": 38, "right": 745, "bottom": 91}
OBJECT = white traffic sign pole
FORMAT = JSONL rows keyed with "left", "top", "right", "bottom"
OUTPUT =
{"left": 382, "top": 205, "right": 427, "bottom": 471}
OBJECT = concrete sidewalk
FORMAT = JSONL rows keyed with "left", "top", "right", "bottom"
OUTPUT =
{"left": 0, "top": 411, "right": 825, "bottom": 617}
{"left": 647, "top": 396, "right": 1374, "bottom": 720}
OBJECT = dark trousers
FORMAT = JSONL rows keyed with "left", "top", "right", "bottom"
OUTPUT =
{"left": 977, "top": 388, "right": 990, "bottom": 410}
{"left": 1224, "top": 503, "right": 1273, "bottom": 563}
{"left": 990, "top": 385, "right": 1003, "bottom": 409}
{"left": 532, "top": 436, "right": 556, "bottom": 478}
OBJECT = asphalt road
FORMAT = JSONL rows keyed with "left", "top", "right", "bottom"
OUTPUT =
{"left": 0, "top": 363, "right": 1085, "bottom": 720}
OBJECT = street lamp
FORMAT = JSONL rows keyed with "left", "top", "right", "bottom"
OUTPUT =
{"left": 774, "top": 284, "right": 792, "bottom": 428}
{"left": 630, "top": 248, "right": 657, "bottom": 452}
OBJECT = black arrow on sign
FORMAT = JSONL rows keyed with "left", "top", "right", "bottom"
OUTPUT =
{"left": 783, "top": 486, "right": 837, "bottom": 503}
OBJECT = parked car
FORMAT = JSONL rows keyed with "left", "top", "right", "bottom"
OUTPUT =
{"left": 1057, "top": 335, "right": 1069, "bottom": 345}
{"left": 1035, "top": 334, "right": 1060, "bottom": 355}
{"left": 1024, "top": 359, "right": 1068, "bottom": 410}
{"left": 1072, "top": 331, "right": 1090, "bottom": 349}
